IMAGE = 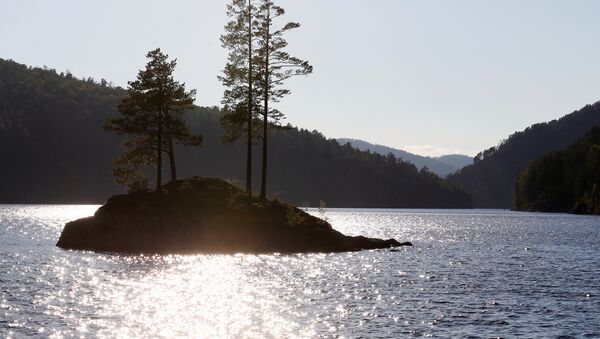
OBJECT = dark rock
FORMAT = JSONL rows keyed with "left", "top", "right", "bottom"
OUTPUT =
{"left": 56, "top": 177, "right": 410, "bottom": 254}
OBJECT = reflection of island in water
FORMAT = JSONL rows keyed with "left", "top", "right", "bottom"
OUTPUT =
{"left": 57, "top": 177, "right": 410, "bottom": 254}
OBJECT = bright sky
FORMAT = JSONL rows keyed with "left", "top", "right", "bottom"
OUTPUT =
{"left": 2, "top": 0, "right": 600, "bottom": 156}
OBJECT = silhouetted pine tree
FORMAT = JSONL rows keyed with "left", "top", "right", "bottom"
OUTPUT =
{"left": 105, "top": 48, "right": 201, "bottom": 191}
{"left": 219, "top": 0, "right": 260, "bottom": 196}
{"left": 254, "top": 0, "right": 312, "bottom": 200}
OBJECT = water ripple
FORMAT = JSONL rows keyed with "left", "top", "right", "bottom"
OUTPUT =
{"left": 1, "top": 206, "right": 599, "bottom": 337}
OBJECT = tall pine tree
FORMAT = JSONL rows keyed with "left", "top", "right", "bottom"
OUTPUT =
{"left": 219, "top": 0, "right": 261, "bottom": 196}
{"left": 255, "top": 0, "right": 312, "bottom": 200}
{"left": 105, "top": 48, "right": 201, "bottom": 191}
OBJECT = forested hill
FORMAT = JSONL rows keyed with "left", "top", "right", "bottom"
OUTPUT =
{"left": 0, "top": 58, "right": 472, "bottom": 207}
{"left": 447, "top": 102, "right": 600, "bottom": 208}
{"left": 514, "top": 127, "right": 600, "bottom": 215}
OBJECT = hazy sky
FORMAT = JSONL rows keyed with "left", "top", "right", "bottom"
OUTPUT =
{"left": 2, "top": 0, "right": 600, "bottom": 156}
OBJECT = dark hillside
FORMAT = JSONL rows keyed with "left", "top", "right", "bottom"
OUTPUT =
{"left": 0, "top": 58, "right": 471, "bottom": 207}
{"left": 448, "top": 102, "right": 600, "bottom": 208}
{"left": 0, "top": 59, "right": 124, "bottom": 202}
{"left": 514, "top": 127, "right": 600, "bottom": 214}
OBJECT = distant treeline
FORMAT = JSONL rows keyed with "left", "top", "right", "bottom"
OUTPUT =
{"left": 514, "top": 127, "right": 600, "bottom": 214}
{"left": 448, "top": 102, "right": 600, "bottom": 208}
{"left": 0, "top": 58, "right": 472, "bottom": 207}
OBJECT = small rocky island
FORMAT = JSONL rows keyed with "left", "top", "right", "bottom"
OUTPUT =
{"left": 57, "top": 177, "right": 410, "bottom": 254}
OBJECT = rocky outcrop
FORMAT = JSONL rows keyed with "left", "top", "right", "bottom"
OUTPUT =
{"left": 57, "top": 177, "right": 411, "bottom": 254}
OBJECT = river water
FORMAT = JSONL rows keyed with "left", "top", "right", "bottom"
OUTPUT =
{"left": 1, "top": 205, "right": 599, "bottom": 338}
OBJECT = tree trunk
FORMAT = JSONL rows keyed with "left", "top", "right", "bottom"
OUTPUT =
{"left": 260, "top": 10, "right": 270, "bottom": 201}
{"left": 246, "top": 0, "right": 253, "bottom": 196}
{"left": 168, "top": 136, "right": 177, "bottom": 182}
{"left": 156, "top": 110, "right": 162, "bottom": 190}
{"left": 260, "top": 103, "right": 268, "bottom": 200}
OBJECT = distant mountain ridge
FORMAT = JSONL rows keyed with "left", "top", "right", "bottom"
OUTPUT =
{"left": 448, "top": 101, "right": 600, "bottom": 208}
{"left": 337, "top": 138, "right": 472, "bottom": 177}
{"left": 436, "top": 154, "right": 474, "bottom": 170}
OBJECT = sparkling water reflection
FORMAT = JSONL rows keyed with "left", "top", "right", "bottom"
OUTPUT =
{"left": 1, "top": 205, "right": 599, "bottom": 337}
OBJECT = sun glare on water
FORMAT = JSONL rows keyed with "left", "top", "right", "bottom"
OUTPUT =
{"left": 13, "top": 205, "right": 305, "bottom": 338}
{"left": 3, "top": 206, "right": 600, "bottom": 337}
{"left": 54, "top": 253, "right": 320, "bottom": 338}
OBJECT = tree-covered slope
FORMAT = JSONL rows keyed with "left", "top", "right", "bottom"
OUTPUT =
{"left": 0, "top": 59, "right": 125, "bottom": 202}
{"left": 447, "top": 102, "right": 600, "bottom": 208}
{"left": 514, "top": 127, "right": 600, "bottom": 214}
{"left": 0, "top": 58, "right": 471, "bottom": 207}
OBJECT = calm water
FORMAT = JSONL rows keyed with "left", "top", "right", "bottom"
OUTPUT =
{"left": 1, "top": 205, "right": 599, "bottom": 338}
